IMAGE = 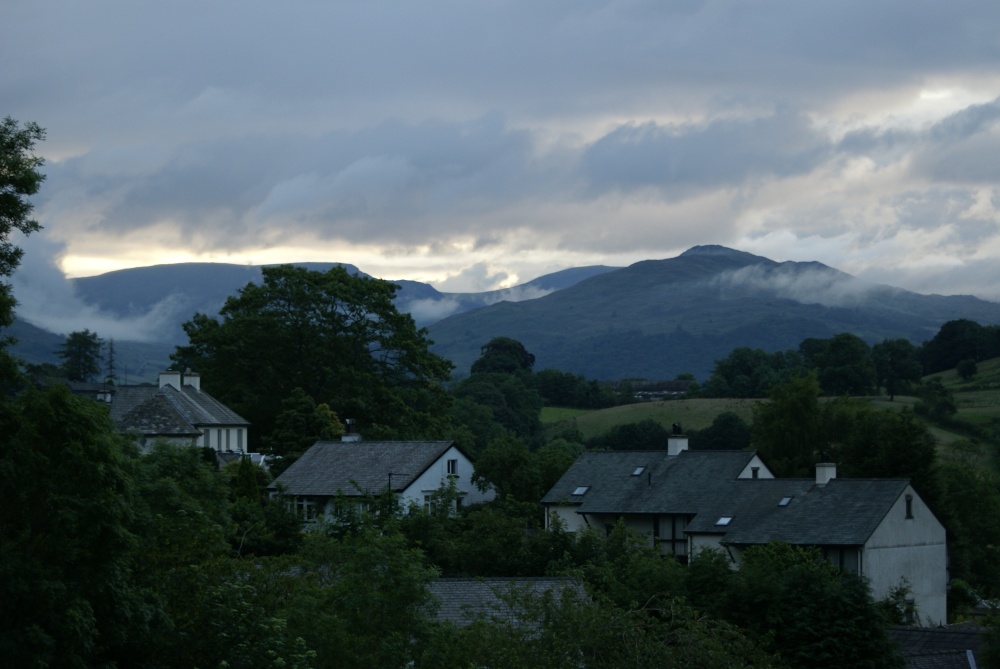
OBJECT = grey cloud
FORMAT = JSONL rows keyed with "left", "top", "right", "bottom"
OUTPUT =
{"left": 711, "top": 264, "right": 880, "bottom": 308}
{"left": 11, "top": 234, "right": 179, "bottom": 342}
{"left": 582, "top": 110, "right": 829, "bottom": 194}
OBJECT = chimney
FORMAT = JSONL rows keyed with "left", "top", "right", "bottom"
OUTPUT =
{"left": 184, "top": 368, "right": 200, "bottom": 391}
{"left": 341, "top": 419, "right": 361, "bottom": 443}
{"left": 816, "top": 462, "right": 837, "bottom": 486}
{"left": 667, "top": 435, "right": 688, "bottom": 456}
{"left": 159, "top": 369, "right": 181, "bottom": 390}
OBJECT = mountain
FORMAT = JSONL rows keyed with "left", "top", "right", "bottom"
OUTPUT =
{"left": 10, "top": 261, "right": 617, "bottom": 381}
{"left": 425, "top": 245, "right": 1000, "bottom": 379}
{"left": 11, "top": 246, "right": 1000, "bottom": 383}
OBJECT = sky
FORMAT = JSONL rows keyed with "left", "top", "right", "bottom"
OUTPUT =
{"left": 5, "top": 0, "right": 1000, "bottom": 325}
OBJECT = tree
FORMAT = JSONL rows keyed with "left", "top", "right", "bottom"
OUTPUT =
{"left": 58, "top": 328, "right": 104, "bottom": 382}
{"left": 872, "top": 338, "right": 922, "bottom": 400}
{"left": 264, "top": 387, "right": 345, "bottom": 457}
{"left": 588, "top": 418, "right": 670, "bottom": 451}
{"left": 751, "top": 374, "right": 824, "bottom": 477}
{"left": 0, "top": 117, "right": 45, "bottom": 335}
{"left": 470, "top": 336, "right": 535, "bottom": 375}
{"left": 957, "top": 358, "right": 978, "bottom": 381}
{"left": 174, "top": 265, "right": 453, "bottom": 448}
{"left": 453, "top": 373, "right": 542, "bottom": 442}
{"left": 689, "top": 411, "right": 751, "bottom": 450}
{"left": 815, "top": 332, "right": 876, "bottom": 396}
{"left": 727, "top": 543, "right": 904, "bottom": 669}
{"left": 0, "top": 385, "right": 154, "bottom": 666}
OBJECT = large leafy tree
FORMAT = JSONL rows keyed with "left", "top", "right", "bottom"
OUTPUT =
{"left": 0, "top": 385, "right": 154, "bottom": 666}
{"left": 0, "top": 117, "right": 45, "bottom": 333}
{"left": 174, "top": 265, "right": 453, "bottom": 448}
{"left": 58, "top": 328, "right": 104, "bottom": 382}
{"left": 872, "top": 338, "right": 922, "bottom": 400}
{"left": 470, "top": 336, "right": 536, "bottom": 375}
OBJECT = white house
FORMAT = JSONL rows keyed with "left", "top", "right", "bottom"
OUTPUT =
{"left": 109, "top": 369, "right": 250, "bottom": 453}
{"left": 269, "top": 436, "right": 495, "bottom": 521}
{"left": 541, "top": 436, "right": 947, "bottom": 625}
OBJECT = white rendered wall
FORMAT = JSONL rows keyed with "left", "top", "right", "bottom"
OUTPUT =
{"left": 864, "top": 486, "right": 947, "bottom": 625}
{"left": 401, "top": 445, "right": 495, "bottom": 508}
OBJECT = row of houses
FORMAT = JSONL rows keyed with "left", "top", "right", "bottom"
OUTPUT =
{"left": 103, "top": 370, "right": 949, "bottom": 629}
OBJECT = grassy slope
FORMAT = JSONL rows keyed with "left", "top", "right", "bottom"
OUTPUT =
{"left": 543, "top": 358, "right": 1000, "bottom": 456}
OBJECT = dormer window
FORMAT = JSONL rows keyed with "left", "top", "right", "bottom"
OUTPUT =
{"left": 632, "top": 466, "right": 646, "bottom": 476}
{"left": 715, "top": 516, "right": 732, "bottom": 526}
{"left": 573, "top": 486, "right": 590, "bottom": 496}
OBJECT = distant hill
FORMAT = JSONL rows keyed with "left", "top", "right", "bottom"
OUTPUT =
{"left": 10, "top": 246, "right": 1000, "bottom": 383}
{"left": 426, "top": 245, "right": 1000, "bottom": 379}
{"left": 9, "top": 261, "right": 617, "bottom": 381}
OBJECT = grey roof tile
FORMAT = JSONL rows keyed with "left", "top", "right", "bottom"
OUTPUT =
{"left": 110, "top": 383, "right": 249, "bottom": 437}
{"left": 269, "top": 440, "right": 456, "bottom": 496}
{"left": 542, "top": 449, "right": 915, "bottom": 548}
{"left": 427, "top": 577, "right": 587, "bottom": 627}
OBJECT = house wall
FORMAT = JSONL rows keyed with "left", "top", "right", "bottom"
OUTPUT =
{"left": 545, "top": 505, "right": 588, "bottom": 532}
{"left": 863, "top": 486, "right": 947, "bottom": 625}
{"left": 690, "top": 533, "right": 727, "bottom": 557}
{"left": 401, "top": 445, "right": 495, "bottom": 509}
{"left": 738, "top": 454, "right": 775, "bottom": 479}
{"left": 201, "top": 426, "right": 248, "bottom": 453}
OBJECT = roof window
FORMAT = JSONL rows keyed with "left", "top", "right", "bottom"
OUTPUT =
{"left": 572, "top": 486, "right": 590, "bottom": 496}
{"left": 715, "top": 516, "right": 733, "bottom": 526}
{"left": 632, "top": 466, "right": 646, "bottom": 476}
{"left": 779, "top": 496, "right": 793, "bottom": 507}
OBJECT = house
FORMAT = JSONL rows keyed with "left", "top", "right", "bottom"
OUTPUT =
{"left": 268, "top": 435, "right": 495, "bottom": 520}
{"left": 541, "top": 435, "right": 947, "bottom": 625}
{"left": 889, "top": 623, "right": 985, "bottom": 669}
{"left": 427, "top": 577, "right": 587, "bottom": 628}
{"left": 109, "top": 369, "right": 250, "bottom": 454}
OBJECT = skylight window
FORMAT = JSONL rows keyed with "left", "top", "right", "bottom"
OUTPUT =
{"left": 572, "top": 486, "right": 590, "bottom": 496}
{"left": 632, "top": 466, "right": 646, "bottom": 476}
{"left": 779, "top": 496, "right": 793, "bottom": 507}
{"left": 715, "top": 516, "right": 733, "bottom": 526}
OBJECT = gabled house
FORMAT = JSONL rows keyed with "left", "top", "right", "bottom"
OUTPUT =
{"left": 541, "top": 435, "right": 947, "bottom": 625}
{"left": 268, "top": 436, "right": 495, "bottom": 521}
{"left": 109, "top": 369, "right": 250, "bottom": 453}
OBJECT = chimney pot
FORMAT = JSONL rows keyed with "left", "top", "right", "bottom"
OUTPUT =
{"left": 816, "top": 462, "right": 837, "bottom": 486}
{"left": 667, "top": 435, "right": 688, "bottom": 456}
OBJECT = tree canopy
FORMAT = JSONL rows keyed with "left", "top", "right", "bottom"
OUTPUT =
{"left": 174, "top": 265, "right": 453, "bottom": 449}
{"left": 58, "top": 329, "right": 104, "bottom": 382}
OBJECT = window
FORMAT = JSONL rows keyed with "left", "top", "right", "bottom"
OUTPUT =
{"left": 715, "top": 516, "right": 732, "bottom": 526}
{"left": 751, "top": 466, "right": 759, "bottom": 479}
{"left": 447, "top": 459, "right": 458, "bottom": 476}
{"left": 779, "top": 496, "right": 793, "bottom": 507}
{"left": 424, "top": 494, "right": 433, "bottom": 511}
{"left": 905, "top": 494, "right": 913, "bottom": 519}
{"left": 572, "top": 486, "right": 590, "bottom": 496}
{"left": 632, "top": 466, "right": 646, "bottom": 476}
{"left": 296, "top": 498, "right": 318, "bottom": 521}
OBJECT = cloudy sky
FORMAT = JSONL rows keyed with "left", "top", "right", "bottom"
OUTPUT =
{"left": 5, "top": 0, "right": 1000, "bottom": 306}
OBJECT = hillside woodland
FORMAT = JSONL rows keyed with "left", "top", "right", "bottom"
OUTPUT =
{"left": 5, "top": 118, "right": 1000, "bottom": 667}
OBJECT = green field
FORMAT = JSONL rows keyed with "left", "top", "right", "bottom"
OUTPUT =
{"left": 542, "top": 358, "right": 1000, "bottom": 458}
{"left": 543, "top": 397, "right": 758, "bottom": 441}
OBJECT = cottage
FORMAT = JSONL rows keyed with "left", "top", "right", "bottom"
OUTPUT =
{"left": 269, "top": 435, "right": 495, "bottom": 521}
{"left": 541, "top": 435, "right": 947, "bottom": 624}
{"left": 109, "top": 369, "right": 250, "bottom": 453}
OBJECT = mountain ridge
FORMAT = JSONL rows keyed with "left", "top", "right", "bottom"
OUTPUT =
{"left": 11, "top": 246, "right": 1000, "bottom": 382}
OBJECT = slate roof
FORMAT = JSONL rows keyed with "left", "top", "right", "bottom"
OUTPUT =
{"left": 542, "top": 449, "right": 914, "bottom": 548}
{"left": 541, "top": 449, "right": 760, "bottom": 515}
{"left": 723, "top": 477, "right": 911, "bottom": 546}
{"left": 110, "top": 383, "right": 249, "bottom": 437}
{"left": 269, "top": 440, "right": 456, "bottom": 496}
{"left": 890, "top": 624, "right": 984, "bottom": 669}
{"left": 427, "top": 578, "right": 587, "bottom": 627}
